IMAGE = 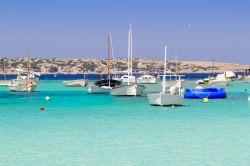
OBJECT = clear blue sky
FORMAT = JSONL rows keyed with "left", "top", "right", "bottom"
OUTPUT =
{"left": 0, "top": 0, "right": 249, "bottom": 64}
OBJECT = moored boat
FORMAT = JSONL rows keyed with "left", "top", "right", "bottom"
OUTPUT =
{"left": 88, "top": 34, "right": 122, "bottom": 94}
{"left": 110, "top": 24, "right": 145, "bottom": 96}
{"left": 147, "top": 46, "right": 184, "bottom": 106}
{"left": 8, "top": 69, "right": 39, "bottom": 92}
{"left": 137, "top": 75, "right": 157, "bottom": 84}
{"left": 63, "top": 78, "right": 88, "bottom": 87}
{"left": 8, "top": 55, "right": 39, "bottom": 92}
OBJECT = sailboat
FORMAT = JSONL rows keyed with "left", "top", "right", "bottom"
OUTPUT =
{"left": 87, "top": 34, "right": 122, "bottom": 94}
{"left": 8, "top": 56, "right": 39, "bottom": 92}
{"left": 0, "top": 58, "right": 11, "bottom": 86}
{"left": 147, "top": 46, "right": 184, "bottom": 106}
{"left": 110, "top": 25, "right": 145, "bottom": 96}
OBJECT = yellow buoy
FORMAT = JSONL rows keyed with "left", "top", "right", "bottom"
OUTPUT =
{"left": 203, "top": 98, "right": 209, "bottom": 103}
{"left": 45, "top": 96, "right": 50, "bottom": 101}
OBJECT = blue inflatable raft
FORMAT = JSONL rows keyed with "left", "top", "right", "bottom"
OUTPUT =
{"left": 184, "top": 88, "right": 227, "bottom": 99}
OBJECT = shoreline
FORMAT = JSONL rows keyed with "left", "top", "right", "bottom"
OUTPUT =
{"left": 1, "top": 58, "right": 249, "bottom": 74}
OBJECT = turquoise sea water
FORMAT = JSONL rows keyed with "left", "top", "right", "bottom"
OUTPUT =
{"left": 0, "top": 80, "right": 250, "bottom": 166}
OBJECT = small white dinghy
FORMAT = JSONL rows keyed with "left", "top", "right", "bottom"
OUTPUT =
{"left": 63, "top": 78, "right": 88, "bottom": 87}
{"left": 147, "top": 46, "right": 184, "bottom": 106}
{"left": 248, "top": 96, "right": 250, "bottom": 101}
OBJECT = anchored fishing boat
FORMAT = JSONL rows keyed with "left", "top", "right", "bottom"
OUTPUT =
{"left": 8, "top": 69, "right": 39, "bottom": 92}
{"left": 63, "top": 77, "right": 88, "bottom": 87}
{"left": 8, "top": 56, "right": 39, "bottom": 92}
{"left": 88, "top": 34, "right": 122, "bottom": 94}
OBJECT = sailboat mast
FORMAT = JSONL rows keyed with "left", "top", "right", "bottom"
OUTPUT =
{"left": 130, "top": 24, "right": 133, "bottom": 78}
{"left": 127, "top": 28, "right": 131, "bottom": 85}
{"left": 107, "top": 36, "right": 111, "bottom": 87}
{"left": 211, "top": 58, "right": 214, "bottom": 76}
{"left": 175, "top": 52, "right": 178, "bottom": 75}
{"left": 163, "top": 46, "right": 167, "bottom": 94}
{"left": 3, "top": 58, "right": 6, "bottom": 80}
{"left": 27, "top": 52, "right": 30, "bottom": 80}
{"left": 152, "top": 49, "right": 156, "bottom": 73}
{"left": 110, "top": 33, "right": 116, "bottom": 78}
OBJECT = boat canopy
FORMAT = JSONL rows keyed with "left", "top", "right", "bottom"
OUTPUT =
{"left": 94, "top": 79, "right": 122, "bottom": 87}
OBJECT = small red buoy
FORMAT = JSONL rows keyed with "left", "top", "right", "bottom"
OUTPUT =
{"left": 40, "top": 107, "right": 45, "bottom": 111}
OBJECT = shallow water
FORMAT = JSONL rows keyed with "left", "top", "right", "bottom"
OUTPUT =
{"left": 0, "top": 80, "right": 250, "bottom": 165}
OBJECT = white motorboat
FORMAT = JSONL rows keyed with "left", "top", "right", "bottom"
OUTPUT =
{"left": 63, "top": 78, "right": 88, "bottom": 87}
{"left": 147, "top": 46, "right": 184, "bottom": 106}
{"left": 110, "top": 24, "right": 145, "bottom": 96}
{"left": 209, "top": 71, "right": 236, "bottom": 86}
{"left": 209, "top": 73, "right": 230, "bottom": 86}
{"left": 119, "top": 75, "right": 136, "bottom": 84}
{"left": 137, "top": 75, "right": 157, "bottom": 84}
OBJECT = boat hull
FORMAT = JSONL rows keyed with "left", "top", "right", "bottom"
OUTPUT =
{"left": 147, "top": 93, "right": 183, "bottom": 106}
{"left": 8, "top": 79, "right": 37, "bottom": 92}
{"left": 110, "top": 84, "right": 145, "bottom": 96}
{"left": 137, "top": 77, "right": 157, "bottom": 84}
{"left": 0, "top": 80, "right": 11, "bottom": 86}
{"left": 63, "top": 79, "right": 88, "bottom": 87}
{"left": 87, "top": 85, "right": 110, "bottom": 94}
{"left": 9, "top": 83, "right": 37, "bottom": 92}
{"left": 244, "top": 76, "right": 250, "bottom": 83}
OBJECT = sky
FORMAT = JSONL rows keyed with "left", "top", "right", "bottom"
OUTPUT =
{"left": 0, "top": 0, "right": 249, "bottom": 64}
